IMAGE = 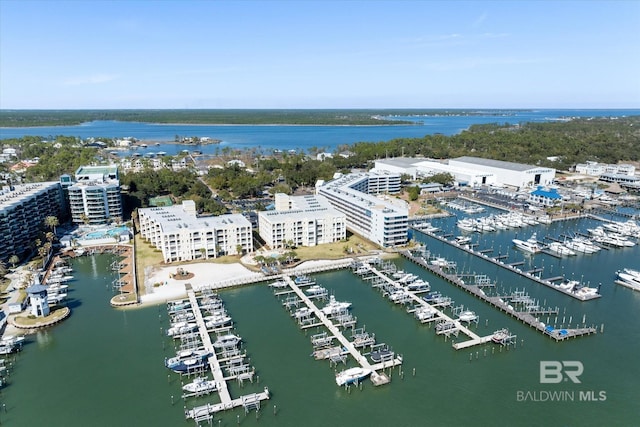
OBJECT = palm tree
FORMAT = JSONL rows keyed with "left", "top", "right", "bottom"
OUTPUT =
{"left": 44, "top": 215, "right": 60, "bottom": 235}
{"left": 0, "top": 261, "right": 7, "bottom": 278}
{"left": 80, "top": 213, "right": 90, "bottom": 225}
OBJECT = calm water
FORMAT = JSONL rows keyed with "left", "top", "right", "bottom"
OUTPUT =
{"left": 1, "top": 109, "right": 639, "bottom": 156}
{"left": 4, "top": 212, "right": 639, "bottom": 426}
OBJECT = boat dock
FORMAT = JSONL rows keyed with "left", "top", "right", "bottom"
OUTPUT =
{"left": 182, "top": 284, "right": 270, "bottom": 422}
{"left": 398, "top": 250, "right": 598, "bottom": 342}
{"left": 413, "top": 228, "right": 601, "bottom": 301}
{"left": 279, "top": 276, "right": 403, "bottom": 386}
{"left": 357, "top": 262, "right": 496, "bottom": 350}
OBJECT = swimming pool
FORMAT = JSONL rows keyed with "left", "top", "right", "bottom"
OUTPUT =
{"left": 84, "top": 226, "right": 130, "bottom": 239}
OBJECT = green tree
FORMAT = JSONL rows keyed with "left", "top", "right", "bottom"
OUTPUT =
{"left": 44, "top": 215, "right": 60, "bottom": 235}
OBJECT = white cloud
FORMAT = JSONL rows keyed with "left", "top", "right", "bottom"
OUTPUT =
{"left": 63, "top": 74, "right": 120, "bottom": 86}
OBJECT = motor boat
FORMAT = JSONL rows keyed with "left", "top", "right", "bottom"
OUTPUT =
{"left": 182, "top": 377, "right": 218, "bottom": 395}
{"left": 321, "top": 295, "right": 352, "bottom": 316}
{"left": 212, "top": 334, "right": 241, "bottom": 348}
{"left": 547, "top": 242, "right": 576, "bottom": 256}
{"left": 457, "top": 310, "right": 478, "bottom": 322}
{"left": 335, "top": 367, "right": 372, "bottom": 386}
{"left": 165, "top": 349, "right": 210, "bottom": 370}
{"left": 512, "top": 233, "right": 542, "bottom": 254}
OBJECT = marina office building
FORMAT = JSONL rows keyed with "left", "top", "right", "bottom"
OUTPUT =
{"left": 316, "top": 171, "right": 408, "bottom": 248}
{"left": 0, "top": 182, "right": 66, "bottom": 262}
{"left": 258, "top": 193, "right": 346, "bottom": 249}
{"left": 138, "top": 200, "right": 253, "bottom": 263}
{"left": 65, "top": 165, "right": 123, "bottom": 225}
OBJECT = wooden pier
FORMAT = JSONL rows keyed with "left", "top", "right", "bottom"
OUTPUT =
{"left": 413, "top": 228, "right": 601, "bottom": 301}
{"left": 399, "top": 251, "right": 598, "bottom": 342}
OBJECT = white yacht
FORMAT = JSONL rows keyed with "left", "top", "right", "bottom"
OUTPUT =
{"left": 321, "top": 295, "right": 352, "bottom": 315}
{"left": 512, "top": 233, "right": 542, "bottom": 254}
{"left": 547, "top": 242, "right": 576, "bottom": 256}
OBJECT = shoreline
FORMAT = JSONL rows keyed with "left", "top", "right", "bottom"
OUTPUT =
{"left": 137, "top": 258, "right": 362, "bottom": 308}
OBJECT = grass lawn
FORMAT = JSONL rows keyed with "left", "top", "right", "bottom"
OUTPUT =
{"left": 134, "top": 234, "right": 164, "bottom": 287}
{"left": 292, "top": 233, "right": 380, "bottom": 261}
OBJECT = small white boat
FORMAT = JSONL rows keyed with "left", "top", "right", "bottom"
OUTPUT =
{"left": 492, "top": 328, "right": 511, "bottom": 344}
{"left": 292, "top": 307, "right": 314, "bottom": 319}
{"left": 335, "top": 367, "right": 372, "bottom": 386}
{"left": 457, "top": 310, "right": 478, "bottom": 322}
{"left": 268, "top": 280, "right": 288, "bottom": 289}
{"left": 406, "top": 279, "right": 430, "bottom": 292}
{"left": 166, "top": 322, "right": 197, "bottom": 337}
{"left": 305, "top": 285, "right": 327, "bottom": 296}
{"left": 182, "top": 377, "right": 218, "bottom": 395}
{"left": 213, "top": 334, "right": 241, "bottom": 348}
{"left": 204, "top": 315, "right": 232, "bottom": 329}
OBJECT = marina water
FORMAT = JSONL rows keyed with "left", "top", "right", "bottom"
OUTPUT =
{"left": 4, "top": 213, "right": 639, "bottom": 426}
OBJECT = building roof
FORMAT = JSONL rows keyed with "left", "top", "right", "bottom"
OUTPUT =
{"left": 375, "top": 157, "right": 426, "bottom": 169}
{"left": 0, "top": 182, "right": 60, "bottom": 212}
{"left": 530, "top": 186, "right": 562, "bottom": 199}
{"left": 452, "top": 156, "right": 538, "bottom": 172}
{"left": 26, "top": 284, "right": 48, "bottom": 294}
{"left": 139, "top": 202, "right": 251, "bottom": 233}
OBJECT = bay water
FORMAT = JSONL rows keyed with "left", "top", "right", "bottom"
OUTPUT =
{"left": 2, "top": 109, "right": 639, "bottom": 156}
{"left": 3, "top": 210, "right": 639, "bottom": 426}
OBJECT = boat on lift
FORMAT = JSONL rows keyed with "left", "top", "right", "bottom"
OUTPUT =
{"left": 335, "top": 367, "right": 372, "bottom": 386}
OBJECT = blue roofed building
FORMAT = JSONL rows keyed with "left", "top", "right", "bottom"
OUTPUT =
{"left": 529, "top": 186, "right": 563, "bottom": 207}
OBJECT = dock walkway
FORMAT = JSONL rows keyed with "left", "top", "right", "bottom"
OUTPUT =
{"left": 184, "top": 285, "right": 269, "bottom": 421}
{"left": 399, "top": 251, "right": 598, "bottom": 342}
{"left": 283, "top": 276, "right": 403, "bottom": 384}
{"left": 413, "top": 228, "right": 601, "bottom": 301}
{"left": 360, "top": 263, "right": 494, "bottom": 349}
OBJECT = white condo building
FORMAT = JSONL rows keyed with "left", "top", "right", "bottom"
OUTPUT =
{"left": 138, "top": 200, "right": 253, "bottom": 263}
{"left": 66, "top": 165, "right": 123, "bottom": 225}
{"left": 316, "top": 171, "right": 408, "bottom": 248}
{"left": 575, "top": 161, "right": 636, "bottom": 177}
{"left": 258, "top": 193, "right": 346, "bottom": 249}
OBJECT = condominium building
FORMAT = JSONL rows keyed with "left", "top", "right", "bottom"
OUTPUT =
{"left": 575, "top": 161, "right": 636, "bottom": 177}
{"left": 66, "top": 165, "right": 123, "bottom": 225}
{"left": 138, "top": 200, "right": 253, "bottom": 263}
{"left": 316, "top": 172, "right": 408, "bottom": 248}
{"left": 258, "top": 193, "right": 346, "bottom": 249}
{"left": 0, "top": 182, "right": 65, "bottom": 262}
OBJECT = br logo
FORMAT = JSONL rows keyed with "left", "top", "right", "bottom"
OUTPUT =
{"left": 540, "top": 361, "right": 584, "bottom": 383}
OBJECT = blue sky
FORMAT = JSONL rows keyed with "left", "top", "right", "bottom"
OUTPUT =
{"left": 1, "top": 0, "right": 639, "bottom": 109}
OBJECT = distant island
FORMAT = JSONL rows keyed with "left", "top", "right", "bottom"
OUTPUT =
{"left": 176, "top": 136, "right": 221, "bottom": 145}
{"left": 0, "top": 109, "right": 430, "bottom": 127}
